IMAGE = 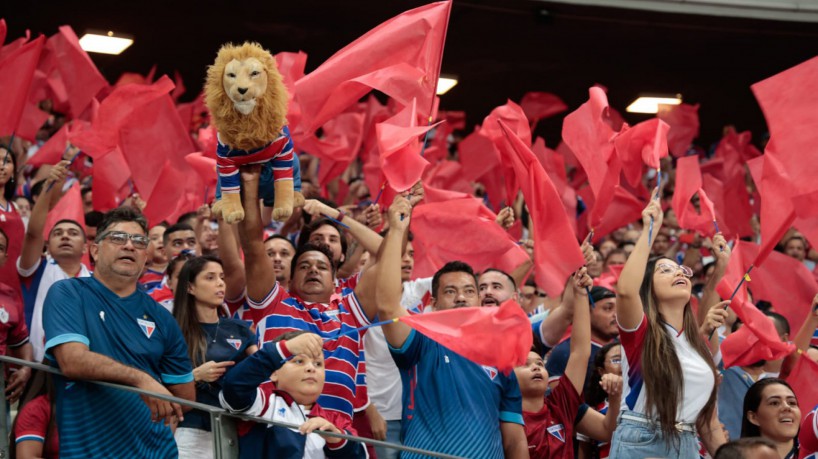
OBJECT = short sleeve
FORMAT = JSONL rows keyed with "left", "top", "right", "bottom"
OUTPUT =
{"left": 499, "top": 371, "right": 524, "bottom": 425}
{"left": 389, "top": 328, "right": 428, "bottom": 369}
{"left": 17, "top": 255, "right": 43, "bottom": 279}
{"left": 43, "top": 280, "right": 89, "bottom": 357}
{"left": 342, "top": 290, "right": 372, "bottom": 327}
{"left": 544, "top": 341, "right": 570, "bottom": 383}
{"left": 547, "top": 375, "right": 583, "bottom": 427}
{"left": 14, "top": 395, "right": 50, "bottom": 443}
{"left": 158, "top": 313, "right": 194, "bottom": 384}
{"left": 619, "top": 315, "right": 648, "bottom": 372}
{"left": 8, "top": 293, "right": 28, "bottom": 348}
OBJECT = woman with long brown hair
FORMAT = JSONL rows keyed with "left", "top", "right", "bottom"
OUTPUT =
{"left": 172, "top": 255, "right": 256, "bottom": 458}
{"left": 610, "top": 195, "right": 727, "bottom": 458}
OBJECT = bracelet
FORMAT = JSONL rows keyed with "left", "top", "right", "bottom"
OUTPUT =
{"left": 337, "top": 210, "right": 346, "bottom": 222}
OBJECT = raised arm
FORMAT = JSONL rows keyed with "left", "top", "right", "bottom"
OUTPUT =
{"left": 564, "top": 268, "right": 593, "bottom": 395}
{"left": 20, "top": 160, "right": 69, "bottom": 271}
{"left": 575, "top": 374, "right": 623, "bottom": 442}
{"left": 375, "top": 196, "right": 414, "bottom": 348}
{"left": 236, "top": 166, "right": 277, "bottom": 303}
{"left": 697, "top": 233, "right": 731, "bottom": 326}
{"left": 302, "top": 199, "right": 384, "bottom": 258}
{"left": 616, "top": 195, "right": 662, "bottom": 329}
{"left": 217, "top": 218, "right": 245, "bottom": 301}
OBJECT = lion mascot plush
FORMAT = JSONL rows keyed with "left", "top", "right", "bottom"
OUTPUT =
{"left": 205, "top": 42, "right": 304, "bottom": 224}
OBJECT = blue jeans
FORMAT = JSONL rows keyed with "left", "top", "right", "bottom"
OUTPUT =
{"left": 610, "top": 411, "right": 699, "bottom": 458}
{"left": 374, "top": 419, "right": 402, "bottom": 459}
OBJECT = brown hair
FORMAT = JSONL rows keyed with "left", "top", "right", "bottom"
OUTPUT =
{"left": 173, "top": 255, "right": 225, "bottom": 367}
{"left": 639, "top": 257, "right": 718, "bottom": 442}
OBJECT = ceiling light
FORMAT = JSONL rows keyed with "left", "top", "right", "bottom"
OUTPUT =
{"left": 437, "top": 75, "right": 458, "bottom": 95}
{"left": 626, "top": 94, "right": 682, "bottom": 114}
{"left": 79, "top": 31, "right": 134, "bottom": 55}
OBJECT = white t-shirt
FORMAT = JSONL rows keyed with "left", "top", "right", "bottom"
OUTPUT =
{"left": 364, "top": 277, "right": 432, "bottom": 421}
{"left": 619, "top": 315, "right": 715, "bottom": 423}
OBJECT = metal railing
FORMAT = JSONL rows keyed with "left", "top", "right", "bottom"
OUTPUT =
{"left": 0, "top": 355, "right": 463, "bottom": 459}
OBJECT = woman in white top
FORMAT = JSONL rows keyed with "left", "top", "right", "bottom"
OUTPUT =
{"left": 610, "top": 195, "right": 727, "bottom": 458}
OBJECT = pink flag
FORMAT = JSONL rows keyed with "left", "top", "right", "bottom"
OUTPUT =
{"left": 0, "top": 35, "right": 44, "bottom": 137}
{"left": 656, "top": 103, "right": 699, "bottom": 157}
{"left": 294, "top": 1, "right": 451, "bottom": 135}
{"left": 614, "top": 118, "right": 670, "bottom": 187}
{"left": 497, "top": 119, "right": 585, "bottom": 297}
{"left": 401, "top": 299, "right": 533, "bottom": 371}
{"left": 376, "top": 99, "right": 440, "bottom": 191}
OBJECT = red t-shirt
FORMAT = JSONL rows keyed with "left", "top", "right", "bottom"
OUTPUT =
{"left": 799, "top": 405, "right": 818, "bottom": 459}
{"left": 0, "top": 281, "right": 29, "bottom": 357}
{"left": 523, "top": 374, "right": 583, "bottom": 459}
{"left": 15, "top": 394, "right": 59, "bottom": 458}
{"left": 0, "top": 204, "right": 24, "bottom": 294}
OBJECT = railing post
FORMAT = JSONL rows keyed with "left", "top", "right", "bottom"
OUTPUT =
{"left": 0, "top": 360, "right": 8, "bottom": 459}
{"left": 211, "top": 411, "right": 239, "bottom": 459}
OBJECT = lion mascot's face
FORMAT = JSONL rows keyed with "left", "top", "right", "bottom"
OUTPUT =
{"left": 223, "top": 57, "right": 268, "bottom": 115}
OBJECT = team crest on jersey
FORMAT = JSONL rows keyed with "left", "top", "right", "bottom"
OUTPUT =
{"left": 137, "top": 318, "right": 156, "bottom": 339}
{"left": 481, "top": 365, "right": 498, "bottom": 380}
{"left": 0, "top": 307, "right": 9, "bottom": 324}
{"left": 547, "top": 424, "right": 566, "bottom": 442}
{"left": 226, "top": 338, "right": 242, "bottom": 350}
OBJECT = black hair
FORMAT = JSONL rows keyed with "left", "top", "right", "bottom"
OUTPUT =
{"left": 584, "top": 341, "right": 622, "bottom": 406}
{"left": 298, "top": 217, "right": 348, "bottom": 266}
{"left": 432, "top": 261, "right": 476, "bottom": 298}
{"left": 50, "top": 219, "right": 87, "bottom": 241}
{"left": 0, "top": 144, "right": 17, "bottom": 201}
{"left": 290, "top": 242, "right": 337, "bottom": 280}
{"left": 765, "top": 311, "right": 790, "bottom": 336}
{"left": 479, "top": 268, "right": 517, "bottom": 290}
{"left": 264, "top": 234, "right": 296, "bottom": 251}
{"left": 84, "top": 210, "right": 104, "bottom": 228}
{"left": 714, "top": 437, "right": 778, "bottom": 459}
{"left": 163, "top": 223, "right": 195, "bottom": 246}
{"left": 176, "top": 211, "right": 198, "bottom": 225}
{"left": 96, "top": 207, "right": 149, "bottom": 237}
{"left": 30, "top": 180, "right": 46, "bottom": 200}
{"left": 167, "top": 251, "right": 196, "bottom": 280}
{"left": 80, "top": 186, "right": 92, "bottom": 198}
{"left": 741, "top": 378, "right": 796, "bottom": 438}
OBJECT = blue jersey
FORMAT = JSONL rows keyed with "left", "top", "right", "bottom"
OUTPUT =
{"left": 42, "top": 277, "right": 194, "bottom": 459}
{"left": 390, "top": 329, "right": 524, "bottom": 459}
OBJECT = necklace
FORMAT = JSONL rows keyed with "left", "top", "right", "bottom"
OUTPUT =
{"left": 209, "top": 320, "right": 221, "bottom": 344}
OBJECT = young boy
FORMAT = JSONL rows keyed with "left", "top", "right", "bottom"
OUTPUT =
{"left": 515, "top": 268, "right": 621, "bottom": 459}
{"left": 220, "top": 331, "right": 365, "bottom": 458}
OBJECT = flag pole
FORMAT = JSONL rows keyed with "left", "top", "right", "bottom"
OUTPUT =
{"left": 708, "top": 264, "right": 754, "bottom": 339}
{"left": 648, "top": 168, "right": 661, "bottom": 246}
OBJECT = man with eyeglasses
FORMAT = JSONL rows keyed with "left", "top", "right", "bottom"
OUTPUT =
{"left": 43, "top": 206, "right": 195, "bottom": 458}
{"left": 18, "top": 160, "right": 91, "bottom": 362}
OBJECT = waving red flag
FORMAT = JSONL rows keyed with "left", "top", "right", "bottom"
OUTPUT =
{"left": 28, "top": 123, "right": 71, "bottom": 167}
{"left": 0, "top": 19, "right": 6, "bottom": 45}
{"left": 0, "top": 35, "right": 44, "bottom": 137}
{"left": 792, "top": 190, "right": 818, "bottom": 252}
{"left": 786, "top": 353, "right": 818, "bottom": 423}
{"left": 656, "top": 103, "right": 699, "bottom": 157}
{"left": 717, "top": 294, "right": 794, "bottom": 368}
{"left": 578, "top": 185, "right": 644, "bottom": 242}
{"left": 519, "top": 92, "right": 567, "bottom": 126}
{"left": 410, "top": 197, "right": 529, "bottom": 279}
{"left": 142, "top": 160, "right": 199, "bottom": 225}
{"left": 746, "top": 152, "right": 796, "bottom": 266}
{"left": 614, "top": 118, "right": 669, "bottom": 187}
{"left": 43, "top": 182, "right": 85, "bottom": 239}
{"left": 294, "top": 1, "right": 451, "bottom": 135}
{"left": 45, "top": 26, "right": 108, "bottom": 118}
{"left": 698, "top": 187, "right": 716, "bottom": 224}
{"left": 422, "top": 160, "right": 472, "bottom": 195}
{"left": 672, "top": 156, "right": 715, "bottom": 236}
{"left": 400, "top": 299, "right": 532, "bottom": 371}
{"left": 562, "top": 87, "right": 620, "bottom": 230}
{"left": 91, "top": 147, "right": 132, "bottom": 211}
{"left": 69, "top": 76, "right": 175, "bottom": 155}
{"left": 184, "top": 152, "right": 217, "bottom": 202}
{"left": 458, "top": 128, "right": 499, "bottom": 182}
{"left": 377, "top": 99, "right": 440, "bottom": 191}
{"left": 497, "top": 120, "right": 585, "bottom": 297}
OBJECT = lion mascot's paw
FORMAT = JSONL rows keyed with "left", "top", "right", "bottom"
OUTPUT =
{"left": 271, "top": 180, "right": 294, "bottom": 222}
{"left": 293, "top": 191, "right": 306, "bottom": 208}
{"left": 214, "top": 194, "right": 246, "bottom": 224}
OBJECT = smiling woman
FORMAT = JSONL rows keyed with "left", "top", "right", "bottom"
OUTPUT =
{"left": 741, "top": 378, "right": 801, "bottom": 459}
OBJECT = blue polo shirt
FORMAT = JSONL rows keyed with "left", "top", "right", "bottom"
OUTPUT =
{"left": 43, "top": 276, "right": 193, "bottom": 459}
{"left": 390, "top": 329, "right": 524, "bottom": 459}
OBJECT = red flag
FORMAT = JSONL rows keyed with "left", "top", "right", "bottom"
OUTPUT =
{"left": 519, "top": 92, "right": 567, "bottom": 124}
{"left": 0, "top": 19, "right": 6, "bottom": 45}
{"left": 400, "top": 299, "right": 533, "bottom": 371}
{"left": 532, "top": 137, "right": 576, "bottom": 228}
{"left": 594, "top": 264, "right": 624, "bottom": 292}
{"left": 28, "top": 123, "right": 71, "bottom": 167}
{"left": 43, "top": 183, "right": 85, "bottom": 239}
{"left": 410, "top": 197, "right": 529, "bottom": 279}
{"left": 299, "top": 110, "right": 366, "bottom": 183}
{"left": 423, "top": 183, "right": 472, "bottom": 204}
{"left": 698, "top": 187, "right": 716, "bottom": 225}
{"left": 184, "top": 152, "right": 217, "bottom": 199}
{"left": 656, "top": 103, "right": 699, "bottom": 157}
{"left": 786, "top": 353, "right": 818, "bottom": 423}
{"left": 458, "top": 129, "right": 499, "bottom": 182}
{"left": 45, "top": 26, "right": 108, "bottom": 118}
{"left": 171, "top": 70, "right": 186, "bottom": 101}
{"left": 422, "top": 160, "right": 473, "bottom": 195}
{"left": 275, "top": 51, "right": 307, "bottom": 132}
{"left": 792, "top": 190, "right": 818, "bottom": 252}
{"left": 69, "top": 76, "right": 176, "bottom": 155}
{"left": 142, "top": 160, "right": 199, "bottom": 225}
{"left": 497, "top": 120, "right": 585, "bottom": 297}
{"left": 718, "top": 296, "right": 794, "bottom": 368}
{"left": 376, "top": 99, "right": 440, "bottom": 191}
{"left": 672, "top": 156, "right": 715, "bottom": 236}
{"left": 294, "top": 1, "right": 451, "bottom": 134}
{"left": 746, "top": 152, "right": 796, "bottom": 266}
{"left": 482, "top": 100, "right": 532, "bottom": 202}
{"left": 578, "top": 185, "right": 644, "bottom": 242}
{"left": 0, "top": 35, "right": 44, "bottom": 137}
{"left": 91, "top": 147, "right": 132, "bottom": 211}
{"left": 562, "top": 87, "right": 621, "bottom": 229}
{"left": 614, "top": 118, "right": 669, "bottom": 187}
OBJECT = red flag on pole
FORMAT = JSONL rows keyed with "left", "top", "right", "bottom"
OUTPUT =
{"left": 294, "top": 1, "right": 451, "bottom": 135}
{"left": 519, "top": 92, "right": 567, "bottom": 125}
{"left": 400, "top": 299, "right": 533, "bottom": 371}
{"left": 43, "top": 182, "right": 85, "bottom": 239}
{"left": 497, "top": 119, "right": 585, "bottom": 297}
{"left": 28, "top": 123, "right": 70, "bottom": 167}
{"left": 91, "top": 147, "right": 132, "bottom": 211}
{"left": 0, "top": 35, "right": 45, "bottom": 137}
{"left": 613, "top": 118, "right": 669, "bottom": 187}
{"left": 746, "top": 151, "right": 796, "bottom": 267}
{"left": 671, "top": 156, "right": 715, "bottom": 236}
{"left": 656, "top": 103, "right": 699, "bottom": 157}
{"left": 376, "top": 99, "right": 440, "bottom": 191}
{"left": 785, "top": 353, "right": 818, "bottom": 423}
{"left": 45, "top": 26, "right": 108, "bottom": 118}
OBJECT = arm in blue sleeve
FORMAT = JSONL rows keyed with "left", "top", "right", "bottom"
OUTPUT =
{"left": 221, "top": 342, "right": 286, "bottom": 411}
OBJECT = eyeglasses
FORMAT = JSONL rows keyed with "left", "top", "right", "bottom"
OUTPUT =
{"left": 96, "top": 231, "right": 150, "bottom": 249}
{"left": 655, "top": 262, "right": 693, "bottom": 278}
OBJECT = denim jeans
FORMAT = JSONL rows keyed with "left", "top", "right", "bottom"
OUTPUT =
{"left": 374, "top": 419, "right": 402, "bottom": 459}
{"left": 610, "top": 411, "right": 699, "bottom": 459}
